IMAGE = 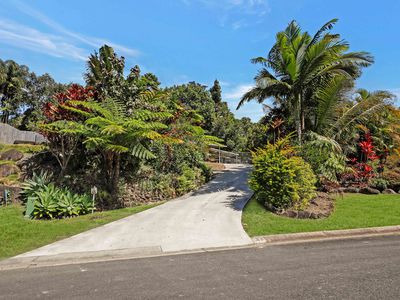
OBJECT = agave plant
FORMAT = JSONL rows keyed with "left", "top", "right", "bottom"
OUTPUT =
{"left": 58, "top": 190, "right": 82, "bottom": 217}
{"left": 32, "top": 184, "right": 60, "bottom": 219}
{"left": 20, "top": 171, "right": 52, "bottom": 203}
{"left": 77, "top": 194, "right": 94, "bottom": 214}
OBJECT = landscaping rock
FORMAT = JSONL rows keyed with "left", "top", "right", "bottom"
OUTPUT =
{"left": 278, "top": 192, "right": 334, "bottom": 219}
{"left": 342, "top": 187, "right": 360, "bottom": 193}
{"left": 0, "top": 164, "right": 20, "bottom": 178}
{"left": 285, "top": 210, "right": 298, "bottom": 218}
{"left": 360, "top": 187, "right": 381, "bottom": 195}
{"left": 0, "top": 149, "right": 24, "bottom": 162}
{"left": 297, "top": 211, "right": 312, "bottom": 219}
{"left": 382, "top": 189, "right": 397, "bottom": 194}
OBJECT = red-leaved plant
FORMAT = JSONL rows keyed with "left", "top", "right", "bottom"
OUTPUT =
{"left": 348, "top": 132, "right": 379, "bottom": 182}
{"left": 43, "top": 84, "right": 96, "bottom": 122}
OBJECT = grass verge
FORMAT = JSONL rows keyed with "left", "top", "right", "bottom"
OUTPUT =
{"left": 0, "top": 203, "right": 161, "bottom": 259}
{"left": 242, "top": 194, "right": 400, "bottom": 237}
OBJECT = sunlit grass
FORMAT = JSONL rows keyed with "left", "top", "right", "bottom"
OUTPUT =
{"left": 0, "top": 203, "right": 161, "bottom": 259}
{"left": 243, "top": 194, "right": 400, "bottom": 236}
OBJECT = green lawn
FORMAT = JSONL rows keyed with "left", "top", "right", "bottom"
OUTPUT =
{"left": 0, "top": 203, "right": 161, "bottom": 259}
{"left": 242, "top": 194, "right": 400, "bottom": 237}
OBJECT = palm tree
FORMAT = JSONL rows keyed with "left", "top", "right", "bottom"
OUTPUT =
{"left": 237, "top": 19, "right": 373, "bottom": 142}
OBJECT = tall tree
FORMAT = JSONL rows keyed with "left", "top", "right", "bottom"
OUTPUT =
{"left": 210, "top": 79, "right": 222, "bottom": 104}
{"left": 19, "top": 73, "right": 65, "bottom": 130}
{"left": 85, "top": 45, "right": 160, "bottom": 110}
{"left": 0, "top": 60, "right": 29, "bottom": 124}
{"left": 166, "top": 82, "right": 216, "bottom": 131}
{"left": 237, "top": 19, "right": 373, "bottom": 142}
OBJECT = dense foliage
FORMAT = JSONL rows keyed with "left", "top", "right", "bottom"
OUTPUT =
{"left": 239, "top": 18, "right": 400, "bottom": 193}
{"left": 249, "top": 138, "right": 317, "bottom": 210}
{"left": 0, "top": 59, "right": 64, "bottom": 128}
{"left": 15, "top": 44, "right": 259, "bottom": 214}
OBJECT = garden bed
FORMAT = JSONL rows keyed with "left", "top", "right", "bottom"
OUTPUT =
{"left": 242, "top": 194, "right": 400, "bottom": 237}
{"left": 276, "top": 192, "right": 334, "bottom": 219}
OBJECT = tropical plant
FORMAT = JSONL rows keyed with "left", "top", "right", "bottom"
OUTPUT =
{"left": 58, "top": 190, "right": 82, "bottom": 217}
{"left": 77, "top": 194, "right": 94, "bottom": 214}
{"left": 31, "top": 184, "right": 60, "bottom": 219}
{"left": 61, "top": 94, "right": 172, "bottom": 193}
{"left": 237, "top": 19, "right": 373, "bottom": 142}
{"left": 302, "top": 132, "right": 348, "bottom": 183}
{"left": 20, "top": 171, "right": 52, "bottom": 203}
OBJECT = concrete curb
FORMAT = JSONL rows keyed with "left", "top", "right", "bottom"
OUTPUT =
{"left": 0, "top": 244, "right": 253, "bottom": 271}
{"left": 2, "top": 226, "right": 400, "bottom": 271}
{"left": 252, "top": 225, "right": 400, "bottom": 245}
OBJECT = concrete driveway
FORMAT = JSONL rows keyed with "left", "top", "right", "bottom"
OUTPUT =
{"left": 18, "top": 164, "right": 253, "bottom": 258}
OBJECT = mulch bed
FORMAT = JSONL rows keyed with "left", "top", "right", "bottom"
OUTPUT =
{"left": 276, "top": 192, "right": 335, "bottom": 219}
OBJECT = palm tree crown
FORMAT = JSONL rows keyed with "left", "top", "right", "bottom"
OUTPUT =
{"left": 237, "top": 19, "right": 374, "bottom": 142}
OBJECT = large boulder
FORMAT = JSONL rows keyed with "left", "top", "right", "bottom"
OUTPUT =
{"left": 0, "top": 149, "right": 24, "bottom": 162}
{"left": 342, "top": 187, "right": 360, "bottom": 193}
{"left": 360, "top": 187, "right": 381, "bottom": 195}
{"left": 382, "top": 189, "right": 397, "bottom": 194}
{"left": 0, "top": 164, "right": 20, "bottom": 178}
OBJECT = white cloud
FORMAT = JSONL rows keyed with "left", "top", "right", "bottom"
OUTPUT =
{"left": 2, "top": 0, "right": 140, "bottom": 60}
{"left": 223, "top": 83, "right": 266, "bottom": 121}
{"left": 223, "top": 83, "right": 253, "bottom": 100}
{"left": 0, "top": 19, "right": 87, "bottom": 61}
{"left": 389, "top": 88, "right": 400, "bottom": 106}
{"left": 390, "top": 88, "right": 400, "bottom": 98}
{"left": 183, "top": 0, "right": 270, "bottom": 14}
{"left": 181, "top": 0, "right": 270, "bottom": 29}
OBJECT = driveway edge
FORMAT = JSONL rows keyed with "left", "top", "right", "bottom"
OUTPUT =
{"left": 252, "top": 225, "right": 400, "bottom": 245}
{"left": 2, "top": 226, "right": 400, "bottom": 271}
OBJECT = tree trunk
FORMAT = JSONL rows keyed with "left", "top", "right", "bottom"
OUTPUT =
{"left": 112, "top": 153, "right": 120, "bottom": 194}
{"left": 297, "top": 93, "right": 302, "bottom": 144}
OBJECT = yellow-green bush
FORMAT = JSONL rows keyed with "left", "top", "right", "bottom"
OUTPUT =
{"left": 249, "top": 138, "right": 317, "bottom": 210}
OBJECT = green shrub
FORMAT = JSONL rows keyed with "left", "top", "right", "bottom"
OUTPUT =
{"left": 249, "top": 138, "right": 317, "bottom": 210}
{"left": 301, "top": 133, "right": 347, "bottom": 184}
{"left": 370, "top": 177, "right": 389, "bottom": 191}
{"left": 177, "top": 166, "right": 198, "bottom": 194}
{"left": 383, "top": 170, "right": 400, "bottom": 191}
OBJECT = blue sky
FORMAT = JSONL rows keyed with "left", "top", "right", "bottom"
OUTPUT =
{"left": 0, "top": 0, "right": 399, "bottom": 121}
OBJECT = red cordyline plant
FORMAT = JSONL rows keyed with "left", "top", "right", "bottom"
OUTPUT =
{"left": 348, "top": 131, "right": 380, "bottom": 182}
{"left": 43, "top": 84, "right": 96, "bottom": 122}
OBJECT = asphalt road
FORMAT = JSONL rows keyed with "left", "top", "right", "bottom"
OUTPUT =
{"left": 1, "top": 235, "right": 400, "bottom": 299}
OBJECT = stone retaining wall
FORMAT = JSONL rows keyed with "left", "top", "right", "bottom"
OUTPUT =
{"left": 0, "top": 123, "right": 46, "bottom": 144}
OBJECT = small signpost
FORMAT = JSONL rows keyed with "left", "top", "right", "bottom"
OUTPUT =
{"left": 3, "top": 189, "right": 8, "bottom": 206}
{"left": 90, "top": 186, "right": 97, "bottom": 214}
